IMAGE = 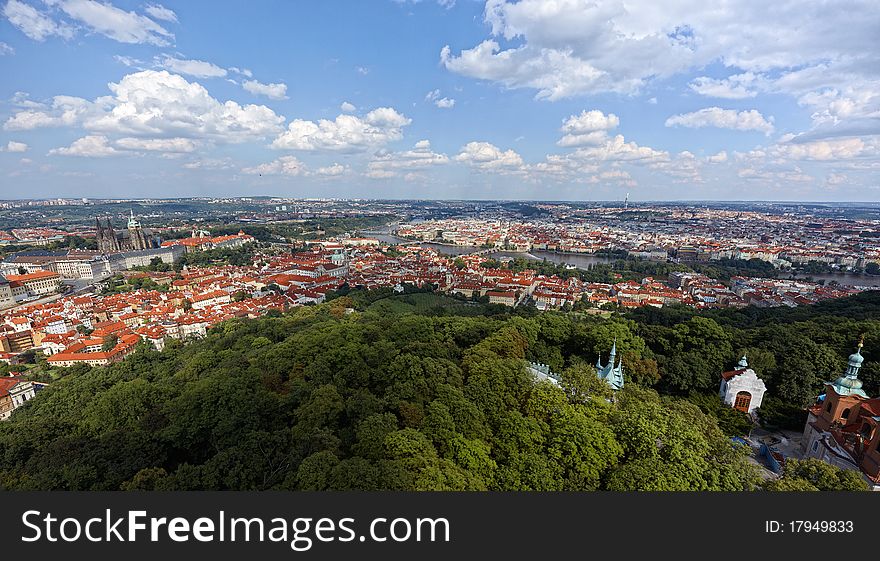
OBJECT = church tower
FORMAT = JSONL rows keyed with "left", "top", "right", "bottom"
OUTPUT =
{"left": 127, "top": 210, "right": 150, "bottom": 250}
{"left": 95, "top": 216, "right": 106, "bottom": 253}
{"left": 96, "top": 216, "right": 120, "bottom": 253}
{"left": 596, "top": 340, "right": 625, "bottom": 391}
{"left": 804, "top": 339, "right": 870, "bottom": 441}
{"left": 105, "top": 218, "right": 120, "bottom": 251}
{"left": 802, "top": 338, "right": 880, "bottom": 489}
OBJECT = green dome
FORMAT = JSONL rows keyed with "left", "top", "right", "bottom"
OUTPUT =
{"left": 829, "top": 340, "right": 869, "bottom": 397}
{"left": 848, "top": 350, "right": 864, "bottom": 367}
{"left": 836, "top": 376, "right": 863, "bottom": 390}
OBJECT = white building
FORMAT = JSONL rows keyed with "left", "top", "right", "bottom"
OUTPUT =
{"left": 0, "top": 377, "right": 36, "bottom": 421}
{"left": 526, "top": 361, "right": 560, "bottom": 386}
{"left": 52, "top": 257, "right": 111, "bottom": 280}
{"left": 719, "top": 356, "right": 767, "bottom": 414}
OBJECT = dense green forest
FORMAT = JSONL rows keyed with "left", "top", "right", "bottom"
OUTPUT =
{"left": 3, "top": 290, "right": 879, "bottom": 491}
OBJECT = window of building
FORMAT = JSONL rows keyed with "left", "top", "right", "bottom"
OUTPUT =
{"left": 861, "top": 424, "right": 873, "bottom": 440}
{"left": 842, "top": 408, "right": 851, "bottom": 419}
{"left": 826, "top": 400, "right": 834, "bottom": 413}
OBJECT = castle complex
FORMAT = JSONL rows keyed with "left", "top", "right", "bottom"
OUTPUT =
{"left": 96, "top": 211, "right": 156, "bottom": 254}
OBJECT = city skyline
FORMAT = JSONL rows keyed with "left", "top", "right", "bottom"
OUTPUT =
{"left": 1, "top": 0, "right": 879, "bottom": 201}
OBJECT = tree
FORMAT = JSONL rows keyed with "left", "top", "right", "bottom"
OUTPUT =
{"left": 765, "top": 458, "right": 870, "bottom": 491}
{"left": 102, "top": 335, "right": 119, "bottom": 352}
{"left": 251, "top": 336, "right": 271, "bottom": 348}
{"left": 558, "top": 362, "right": 613, "bottom": 403}
{"left": 607, "top": 387, "right": 758, "bottom": 491}
{"left": 685, "top": 392, "right": 754, "bottom": 437}
{"left": 266, "top": 283, "right": 282, "bottom": 294}
{"left": 295, "top": 451, "right": 339, "bottom": 490}
{"left": 1, "top": 290, "right": 874, "bottom": 492}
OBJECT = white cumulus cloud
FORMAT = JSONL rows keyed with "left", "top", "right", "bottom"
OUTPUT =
{"left": 4, "top": 95, "right": 95, "bottom": 130}
{"left": 455, "top": 141, "right": 524, "bottom": 173}
{"left": 4, "top": 70, "right": 286, "bottom": 153}
{"left": 243, "top": 155, "right": 307, "bottom": 176}
{"left": 114, "top": 137, "right": 196, "bottom": 152}
{"left": 271, "top": 107, "right": 411, "bottom": 152}
{"left": 3, "top": 0, "right": 74, "bottom": 41}
{"left": 707, "top": 150, "right": 728, "bottom": 163}
{"left": 440, "top": 0, "right": 880, "bottom": 104}
{"left": 1, "top": 140, "right": 29, "bottom": 152}
{"left": 49, "top": 135, "right": 119, "bottom": 157}
{"left": 157, "top": 55, "right": 227, "bottom": 78}
{"left": 315, "top": 163, "right": 348, "bottom": 177}
{"left": 425, "top": 89, "right": 456, "bottom": 108}
{"left": 242, "top": 79, "right": 289, "bottom": 100}
{"left": 558, "top": 109, "right": 619, "bottom": 146}
{"left": 665, "top": 107, "right": 775, "bottom": 135}
{"left": 55, "top": 0, "right": 174, "bottom": 46}
{"left": 144, "top": 3, "right": 177, "bottom": 23}
{"left": 689, "top": 73, "right": 760, "bottom": 99}
{"left": 367, "top": 139, "right": 449, "bottom": 178}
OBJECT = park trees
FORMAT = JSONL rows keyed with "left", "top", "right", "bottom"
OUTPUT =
{"left": 3, "top": 291, "right": 877, "bottom": 491}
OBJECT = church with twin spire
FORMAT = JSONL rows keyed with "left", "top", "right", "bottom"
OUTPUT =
{"left": 95, "top": 210, "right": 156, "bottom": 254}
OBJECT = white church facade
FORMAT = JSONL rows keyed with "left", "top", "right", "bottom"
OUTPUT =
{"left": 719, "top": 356, "right": 767, "bottom": 414}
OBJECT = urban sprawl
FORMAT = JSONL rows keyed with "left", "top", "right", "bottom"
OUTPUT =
{"left": 1, "top": 200, "right": 879, "bottom": 376}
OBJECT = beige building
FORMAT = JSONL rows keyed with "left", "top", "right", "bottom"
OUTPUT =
{"left": 487, "top": 290, "right": 517, "bottom": 306}
{"left": 4, "top": 271, "right": 62, "bottom": 302}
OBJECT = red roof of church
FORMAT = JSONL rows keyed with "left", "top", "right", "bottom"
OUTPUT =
{"left": 721, "top": 368, "right": 747, "bottom": 381}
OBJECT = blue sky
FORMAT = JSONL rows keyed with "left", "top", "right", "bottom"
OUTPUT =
{"left": 1, "top": 0, "right": 878, "bottom": 201}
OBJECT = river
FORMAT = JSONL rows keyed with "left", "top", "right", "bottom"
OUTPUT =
{"left": 362, "top": 229, "right": 880, "bottom": 286}
{"left": 783, "top": 272, "right": 880, "bottom": 288}
{"left": 362, "top": 231, "right": 616, "bottom": 265}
